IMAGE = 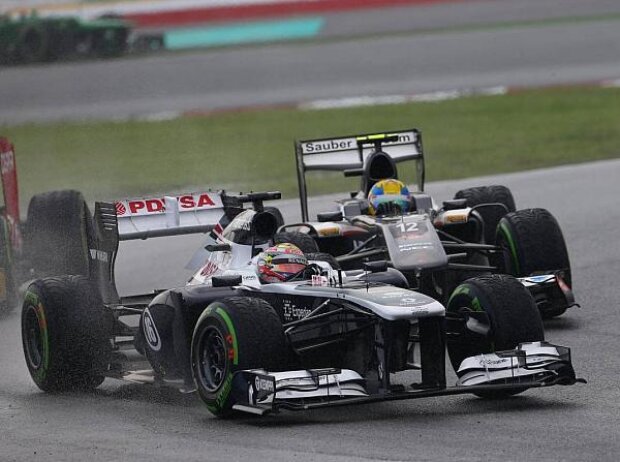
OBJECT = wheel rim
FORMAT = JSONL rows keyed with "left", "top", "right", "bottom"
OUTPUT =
{"left": 24, "top": 305, "right": 44, "bottom": 370}
{"left": 196, "top": 326, "right": 228, "bottom": 392}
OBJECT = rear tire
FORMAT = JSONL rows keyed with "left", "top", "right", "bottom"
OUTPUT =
{"left": 447, "top": 274, "right": 544, "bottom": 398}
{"left": 25, "top": 190, "right": 93, "bottom": 279}
{"left": 264, "top": 206, "right": 285, "bottom": 229}
{"left": 274, "top": 231, "right": 319, "bottom": 253}
{"left": 21, "top": 276, "right": 113, "bottom": 392}
{"left": 191, "top": 297, "right": 286, "bottom": 417}
{"left": 454, "top": 185, "right": 516, "bottom": 244}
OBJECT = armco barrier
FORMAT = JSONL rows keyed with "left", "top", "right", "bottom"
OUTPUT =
{"left": 122, "top": 0, "right": 468, "bottom": 28}
{"left": 8, "top": 0, "right": 468, "bottom": 26}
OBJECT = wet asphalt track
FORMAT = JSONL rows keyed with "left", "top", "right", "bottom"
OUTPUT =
{"left": 2, "top": 159, "right": 620, "bottom": 461}
{"left": 1, "top": 0, "right": 620, "bottom": 124}
{"left": 2, "top": 1, "right": 620, "bottom": 460}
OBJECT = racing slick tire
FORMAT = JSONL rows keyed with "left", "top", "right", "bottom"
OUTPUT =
{"left": 25, "top": 190, "right": 94, "bottom": 279}
{"left": 495, "top": 208, "right": 571, "bottom": 317}
{"left": 454, "top": 185, "right": 516, "bottom": 245}
{"left": 273, "top": 231, "right": 320, "bottom": 253}
{"left": 21, "top": 275, "right": 113, "bottom": 392}
{"left": 191, "top": 297, "right": 286, "bottom": 417}
{"left": 305, "top": 252, "right": 341, "bottom": 270}
{"left": 446, "top": 274, "right": 544, "bottom": 398}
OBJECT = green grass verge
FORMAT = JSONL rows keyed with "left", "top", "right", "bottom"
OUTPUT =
{"left": 2, "top": 86, "right": 619, "bottom": 206}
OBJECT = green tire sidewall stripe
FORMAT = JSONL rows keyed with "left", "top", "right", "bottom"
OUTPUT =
{"left": 448, "top": 284, "right": 495, "bottom": 351}
{"left": 199, "top": 305, "right": 238, "bottom": 413}
{"left": 470, "top": 296, "right": 483, "bottom": 313}
{"left": 499, "top": 222, "right": 521, "bottom": 275}
{"left": 447, "top": 285, "right": 470, "bottom": 307}
{"left": 24, "top": 290, "right": 50, "bottom": 381}
{"left": 215, "top": 307, "right": 238, "bottom": 366}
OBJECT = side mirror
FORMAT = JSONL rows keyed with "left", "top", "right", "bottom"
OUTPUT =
{"left": 344, "top": 168, "right": 364, "bottom": 177}
{"left": 317, "top": 211, "right": 343, "bottom": 222}
{"left": 212, "top": 275, "right": 242, "bottom": 287}
{"left": 364, "top": 260, "right": 388, "bottom": 273}
{"left": 442, "top": 199, "right": 468, "bottom": 211}
{"left": 205, "top": 243, "right": 231, "bottom": 252}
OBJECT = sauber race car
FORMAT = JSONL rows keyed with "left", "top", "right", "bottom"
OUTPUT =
{"left": 11, "top": 146, "right": 583, "bottom": 416}
{"left": 278, "top": 129, "right": 576, "bottom": 319}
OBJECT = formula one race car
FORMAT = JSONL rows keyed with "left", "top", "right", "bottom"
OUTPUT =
{"left": 0, "top": 12, "right": 130, "bottom": 64}
{"left": 18, "top": 173, "right": 583, "bottom": 417}
{"left": 278, "top": 129, "right": 576, "bottom": 318}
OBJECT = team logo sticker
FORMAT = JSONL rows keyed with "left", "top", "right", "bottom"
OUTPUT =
{"left": 115, "top": 202, "right": 127, "bottom": 216}
{"left": 143, "top": 308, "right": 161, "bottom": 351}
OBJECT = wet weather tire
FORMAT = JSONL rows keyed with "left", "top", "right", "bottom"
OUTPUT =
{"left": 495, "top": 208, "right": 571, "bottom": 318}
{"left": 454, "top": 185, "right": 516, "bottom": 245}
{"left": 191, "top": 297, "right": 286, "bottom": 417}
{"left": 447, "top": 274, "right": 544, "bottom": 398}
{"left": 496, "top": 208, "right": 571, "bottom": 286}
{"left": 25, "top": 190, "right": 93, "bottom": 279}
{"left": 274, "top": 231, "right": 319, "bottom": 253}
{"left": 21, "top": 276, "right": 113, "bottom": 392}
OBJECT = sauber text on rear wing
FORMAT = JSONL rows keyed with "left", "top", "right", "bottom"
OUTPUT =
{"left": 295, "top": 129, "right": 424, "bottom": 221}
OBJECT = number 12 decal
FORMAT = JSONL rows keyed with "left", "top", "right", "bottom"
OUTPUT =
{"left": 398, "top": 222, "right": 419, "bottom": 233}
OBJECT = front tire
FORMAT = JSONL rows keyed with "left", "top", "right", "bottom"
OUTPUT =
{"left": 191, "top": 297, "right": 286, "bottom": 417}
{"left": 447, "top": 274, "right": 544, "bottom": 398}
{"left": 496, "top": 208, "right": 571, "bottom": 285}
{"left": 21, "top": 276, "right": 113, "bottom": 392}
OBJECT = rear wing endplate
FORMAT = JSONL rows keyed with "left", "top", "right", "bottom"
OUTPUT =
{"left": 295, "top": 129, "right": 424, "bottom": 221}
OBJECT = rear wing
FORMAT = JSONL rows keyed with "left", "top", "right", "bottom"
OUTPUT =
{"left": 93, "top": 190, "right": 280, "bottom": 304}
{"left": 113, "top": 191, "right": 226, "bottom": 240}
{"left": 295, "top": 129, "right": 424, "bottom": 221}
{"left": 100, "top": 190, "right": 281, "bottom": 241}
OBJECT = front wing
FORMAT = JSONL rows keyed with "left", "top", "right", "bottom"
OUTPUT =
{"left": 230, "top": 342, "right": 583, "bottom": 415}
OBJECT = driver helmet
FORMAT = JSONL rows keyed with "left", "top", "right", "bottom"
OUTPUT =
{"left": 257, "top": 243, "right": 308, "bottom": 283}
{"left": 368, "top": 179, "right": 411, "bottom": 215}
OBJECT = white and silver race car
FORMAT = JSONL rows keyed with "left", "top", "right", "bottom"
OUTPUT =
{"left": 18, "top": 186, "right": 583, "bottom": 417}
